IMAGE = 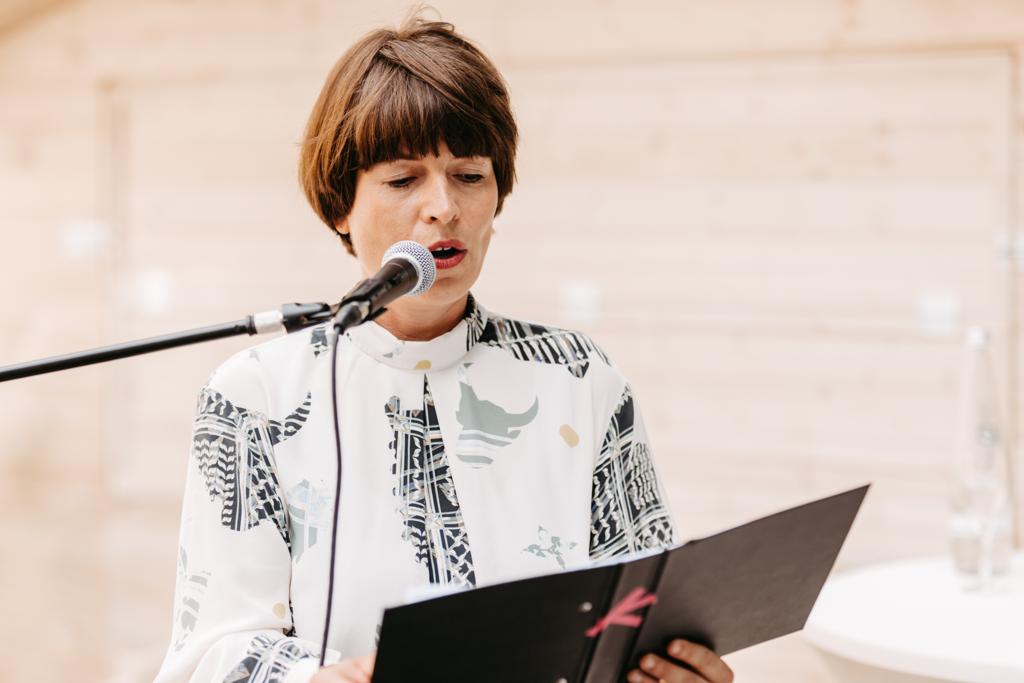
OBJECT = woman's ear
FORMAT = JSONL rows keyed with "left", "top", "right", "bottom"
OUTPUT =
{"left": 335, "top": 218, "right": 350, "bottom": 236}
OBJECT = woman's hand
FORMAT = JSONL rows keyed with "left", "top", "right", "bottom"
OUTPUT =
{"left": 310, "top": 653, "right": 375, "bottom": 683}
{"left": 627, "top": 638, "right": 734, "bottom": 683}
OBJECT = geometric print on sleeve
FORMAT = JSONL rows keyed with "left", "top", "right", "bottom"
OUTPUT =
{"left": 589, "top": 384, "right": 675, "bottom": 561}
{"left": 477, "top": 314, "right": 610, "bottom": 379}
{"left": 285, "top": 479, "right": 331, "bottom": 564}
{"left": 191, "top": 387, "right": 311, "bottom": 554}
{"left": 385, "top": 376, "right": 477, "bottom": 588}
{"left": 223, "top": 633, "right": 317, "bottom": 683}
{"left": 171, "top": 545, "right": 210, "bottom": 652}
{"left": 266, "top": 397, "right": 311, "bottom": 444}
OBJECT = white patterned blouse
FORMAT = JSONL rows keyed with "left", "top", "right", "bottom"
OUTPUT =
{"left": 154, "top": 295, "right": 676, "bottom": 683}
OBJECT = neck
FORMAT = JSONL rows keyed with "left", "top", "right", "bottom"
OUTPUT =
{"left": 374, "top": 294, "right": 469, "bottom": 341}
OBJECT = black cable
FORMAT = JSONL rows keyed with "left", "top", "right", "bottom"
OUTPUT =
{"left": 319, "top": 326, "right": 344, "bottom": 667}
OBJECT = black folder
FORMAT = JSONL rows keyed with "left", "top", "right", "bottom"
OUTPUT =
{"left": 373, "top": 484, "right": 869, "bottom": 683}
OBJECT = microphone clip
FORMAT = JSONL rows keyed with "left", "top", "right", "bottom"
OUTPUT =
{"left": 275, "top": 302, "right": 335, "bottom": 333}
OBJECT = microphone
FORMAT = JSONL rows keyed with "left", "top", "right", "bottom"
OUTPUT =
{"left": 332, "top": 240, "right": 436, "bottom": 331}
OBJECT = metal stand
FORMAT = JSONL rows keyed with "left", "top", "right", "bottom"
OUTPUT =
{"left": 0, "top": 301, "right": 334, "bottom": 382}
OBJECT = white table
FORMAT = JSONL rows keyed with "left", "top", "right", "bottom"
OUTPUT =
{"left": 802, "top": 554, "right": 1024, "bottom": 683}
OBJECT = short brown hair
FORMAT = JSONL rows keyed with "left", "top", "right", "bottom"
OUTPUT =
{"left": 298, "top": 14, "right": 518, "bottom": 255}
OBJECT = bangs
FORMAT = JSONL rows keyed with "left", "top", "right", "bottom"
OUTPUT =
{"left": 351, "top": 61, "right": 496, "bottom": 169}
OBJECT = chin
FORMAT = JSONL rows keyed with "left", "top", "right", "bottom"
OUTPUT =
{"left": 418, "top": 277, "right": 471, "bottom": 308}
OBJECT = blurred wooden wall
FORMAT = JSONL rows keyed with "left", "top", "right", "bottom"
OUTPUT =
{"left": 1, "top": 1, "right": 1023, "bottom": 681}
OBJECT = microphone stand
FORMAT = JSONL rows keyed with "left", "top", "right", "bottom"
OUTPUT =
{"left": 0, "top": 301, "right": 342, "bottom": 382}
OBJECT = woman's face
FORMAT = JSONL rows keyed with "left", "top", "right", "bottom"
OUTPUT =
{"left": 338, "top": 141, "right": 499, "bottom": 311}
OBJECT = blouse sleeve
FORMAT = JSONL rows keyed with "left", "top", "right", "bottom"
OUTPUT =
{"left": 589, "top": 381, "right": 678, "bottom": 562}
{"left": 154, "top": 351, "right": 340, "bottom": 683}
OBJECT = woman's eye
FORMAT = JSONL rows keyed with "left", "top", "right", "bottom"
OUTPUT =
{"left": 387, "top": 177, "right": 415, "bottom": 188}
{"left": 458, "top": 174, "right": 484, "bottom": 184}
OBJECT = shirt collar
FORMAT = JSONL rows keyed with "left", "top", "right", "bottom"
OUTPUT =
{"left": 345, "top": 293, "right": 488, "bottom": 371}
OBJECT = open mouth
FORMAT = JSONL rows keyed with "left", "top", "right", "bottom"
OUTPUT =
{"left": 427, "top": 240, "right": 467, "bottom": 269}
{"left": 430, "top": 246, "right": 462, "bottom": 259}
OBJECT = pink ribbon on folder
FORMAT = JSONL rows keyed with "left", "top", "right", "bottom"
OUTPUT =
{"left": 585, "top": 587, "right": 658, "bottom": 637}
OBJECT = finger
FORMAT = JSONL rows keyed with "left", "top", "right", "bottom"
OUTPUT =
{"left": 667, "top": 639, "right": 735, "bottom": 683}
{"left": 625, "top": 668, "right": 659, "bottom": 683}
{"left": 637, "top": 653, "right": 704, "bottom": 683}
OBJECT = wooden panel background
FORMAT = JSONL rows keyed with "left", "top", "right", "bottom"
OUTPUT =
{"left": 1, "top": 2, "right": 1022, "bottom": 682}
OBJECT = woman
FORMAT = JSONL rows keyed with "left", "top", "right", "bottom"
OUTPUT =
{"left": 155, "top": 14, "right": 734, "bottom": 683}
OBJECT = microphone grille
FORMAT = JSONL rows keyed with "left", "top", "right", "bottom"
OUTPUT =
{"left": 382, "top": 240, "right": 436, "bottom": 296}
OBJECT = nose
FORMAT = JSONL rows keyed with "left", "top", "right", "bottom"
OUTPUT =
{"left": 420, "top": 175, "right": 458, "bottom": 225}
